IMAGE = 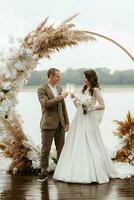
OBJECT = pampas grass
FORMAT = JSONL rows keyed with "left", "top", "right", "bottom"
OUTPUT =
{"left": 22, "top": 14, "right": 96, "bottom": 58}
{"left": 113, "top": 111, "right": 134, "bottom": 165}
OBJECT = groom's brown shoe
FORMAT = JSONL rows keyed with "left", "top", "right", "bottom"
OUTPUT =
{"left": 38, "top": 173, "right": 48, "bottom": 182}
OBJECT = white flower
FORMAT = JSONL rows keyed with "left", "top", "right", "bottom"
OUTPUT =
{"left": 0, "top": 67, "right": 16, "bottom": 80}
{"left": 4, "top": 72, "right": 11, "bottom": 79}
{"left": 25, "top": 49, "right": 34, "bottom": 57}
{"left": 14, "top": 60, "right": 27, "bottom": 71}
{"left": 32, "top": 54, "right": 39, "bottom": 61}
{"left": 1, "top": 99, "right": 13, "bottom": 109}
{"left": 27, "top": 148, "right": 40, "bottom": 169}
{"left": 0, "top": 106, "right": 8, "bottom": 116}
{"left": 19, "top": 48, "right": 26, "bottom": 57}
{"left": 77, "top": 92, "right": 93, "bottom": 107}
{"left": 0, "top": 66, "right": 7, "bottom": 76}
{"left": 19, "top": 48, "right": 34, "bottom": 58}
{"left": 27, "top": 150, "right": 36, "bottom": 160}
{"left": 9, "top": 69, "right": 17, "bottom": 79}
{"left": 22, "top": 140, "right": 41, "bottom": 170}
{"left": 1, "top": 81, "right": 12, "bottom": 91}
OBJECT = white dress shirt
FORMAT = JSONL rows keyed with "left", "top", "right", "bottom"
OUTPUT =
{"left": 48, "top": 83, "right": 58, "bottom": 97}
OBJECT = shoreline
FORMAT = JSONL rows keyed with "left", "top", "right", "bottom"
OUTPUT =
{"left": 22, "top": 85, "right": 134, "bottom": 93}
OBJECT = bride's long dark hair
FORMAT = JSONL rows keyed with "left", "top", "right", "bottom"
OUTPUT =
{"left": 82, "top": 69, "right": 100, "bottom": 96}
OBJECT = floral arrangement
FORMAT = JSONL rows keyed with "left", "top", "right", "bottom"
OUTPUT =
{"left": 113, "top": 111, "right": 134, "bottom": 165}
{"left": 0, "top": 14, "right": 95, "bottom": 174}
{"left": 76, "top": 92, "right": 93, "bottom": 114}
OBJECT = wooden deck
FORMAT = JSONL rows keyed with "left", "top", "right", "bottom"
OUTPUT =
{"left": 0, "top": 171, "right": 134, "bottom": 200}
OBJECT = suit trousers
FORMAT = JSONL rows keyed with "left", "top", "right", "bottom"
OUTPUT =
{"left": 40, "top": 121, "right": 65, "bottom": 174}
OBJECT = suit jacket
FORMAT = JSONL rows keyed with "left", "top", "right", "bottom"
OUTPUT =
{"left": 37, "top": 83, "right": 69, "bottom": 130}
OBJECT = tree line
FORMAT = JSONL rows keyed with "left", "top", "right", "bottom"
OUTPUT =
{"left": 26, "top": 68, "right": 134, "bottom": 86}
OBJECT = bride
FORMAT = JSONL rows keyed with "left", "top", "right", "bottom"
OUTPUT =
{"left": 53, "top": 69, "right": 134, "bottom": 184}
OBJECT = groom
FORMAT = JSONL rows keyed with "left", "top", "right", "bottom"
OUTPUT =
{"left": 37, "top": 67, "right": 69, "bottom": 181}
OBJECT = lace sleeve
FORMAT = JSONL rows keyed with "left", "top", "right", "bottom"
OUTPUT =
{"left": 92, "top": 88, "right": 105, "bottom": 111}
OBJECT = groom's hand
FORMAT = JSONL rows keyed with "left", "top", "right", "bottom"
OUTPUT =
{"left": 65, "top": 124, "right": 69, "bottom": 132}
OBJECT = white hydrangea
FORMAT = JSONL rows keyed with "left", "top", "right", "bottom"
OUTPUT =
{"left": 1, "top": 99, "right": 13, "bottom": 109}
{"left": 0, "top": 106, "right": 8, "bottom": 116}
{"left": 9, "top": 69, "right": 17, "bottom": 79}
{"left": 27, "top": 148, "right": 40, "bottom": 169}
{"left": 19, "top": 48, "right": 26, "bottom": 57}
{"left": 19, "top": 48, "right": 34, "bottom": 58}
{"left": 1, "top": 81, "right": 12, "bottom": 91}
{"left": 14, "top": 60, "right": 27, "bottom": 71}
{"left": 32, "top": 54, "right": 39, "bottom": 61}
{"left": 4, "top": 72, "right": 11, "bottom": 79}
{"left": 25, "top": 48, "right": 34, "bottom": 58}
{"left": 0, "top": 67, "right": 16, "bottom": 80}
{"left": 77, "top": 92, "right": 93, "bottom": 107}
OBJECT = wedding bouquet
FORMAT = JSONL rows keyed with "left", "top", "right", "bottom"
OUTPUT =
{"left": 76, "top": 93, "right": 93, "bottom": 114}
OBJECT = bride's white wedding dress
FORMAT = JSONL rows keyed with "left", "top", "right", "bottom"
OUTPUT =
{"left": 53, "top": 88, "right": 134, "bottom": 184}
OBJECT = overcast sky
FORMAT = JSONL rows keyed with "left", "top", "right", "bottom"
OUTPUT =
{"left": 0, "top": 0, "right": 134, "bottom": 72}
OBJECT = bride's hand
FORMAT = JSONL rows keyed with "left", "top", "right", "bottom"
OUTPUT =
{"left": 82, "top": 105, "right": 88, "bottom": 111}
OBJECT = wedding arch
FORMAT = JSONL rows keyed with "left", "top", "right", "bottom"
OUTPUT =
{"left": 0, "top": 14, "right": 133, "bottom": 174}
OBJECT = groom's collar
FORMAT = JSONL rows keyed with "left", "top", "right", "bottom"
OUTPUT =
{"left": 48, "top": 82, "right": 57, "bottom": 89}
{"left": 43, "top": 83, "right": 61, "bottom": 98}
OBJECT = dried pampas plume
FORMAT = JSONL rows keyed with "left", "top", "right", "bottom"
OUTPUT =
{"left": 113, "top": 111, "right": 134, "bottom": 165}
{"left": 22, "top": 13, "right": 96, "bottom": 58}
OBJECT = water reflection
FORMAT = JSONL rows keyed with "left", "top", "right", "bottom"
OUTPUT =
{"left": 0, "top": 172, "right": 133, "bottom": 200}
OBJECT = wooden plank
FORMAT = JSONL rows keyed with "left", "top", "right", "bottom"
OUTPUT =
{"left": 0, "top": 172, "right": 133, "bottom": 199}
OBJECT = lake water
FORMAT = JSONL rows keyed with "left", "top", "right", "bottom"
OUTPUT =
{"left": 16, "top": 86, "right": 134, "bottom": 150}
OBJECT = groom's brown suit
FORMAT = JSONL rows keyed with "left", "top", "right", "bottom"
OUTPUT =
{"left": 37, "top": 83, "right": 69, "bottom": 174}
